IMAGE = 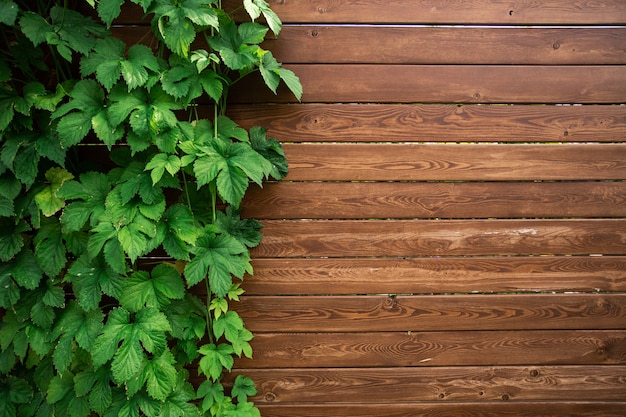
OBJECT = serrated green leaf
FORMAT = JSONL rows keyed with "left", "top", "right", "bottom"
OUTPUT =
{"left": 197, "top": 380, "right": 224, "bottom": 413}
{"left": 120, "top": 264, "right": 184, "bottom": 312}
{"left": 231, "top": 328, "right": 253, "bottom": 359}
{"left": 35, "top": 167, "right": 74, "bottom": 217}
{"left": 19, "top": 12, "right": 53, "bottom": 46}
{"left": 67, "top": 255, "right": 124, "bottom": 311}
{"left": 97, "top": 0, "right": 124, "bottom": 26}
{"left": 212, "top": 310, "right": 243, "bottom": 342}
{"left": 92, "top": 109, "right": 124, "bottom": 148}
{"left": 0, "top": 271, "right": 20, "bottom": 308}
{"left": 198, "top": 343, "right": 234, "bottom": 381}
{"left": 231, "top": 375, "right": 257, "bottom": 404}
{"left": 217, "top": 115, "right": 248, "bottom": 142}
{"left": 0, "top": 0, "right": 18, "bottom": 26}
{"left": 278, "top": 67, "right": 303, "bottom": 101}
{"left": 34, "top": 216, "right": 67, "bottom": 277}
{"left": 144, "top": 350, "right": 177, "bottom": 400}
{"left": 11, "top": 249, "right": 42, "bottom": 289}
{"left": 80, "top": 37, "right": 124, "bottom": 90}
{"left": 47, "top": 373, "right": 73, "bottom": 404}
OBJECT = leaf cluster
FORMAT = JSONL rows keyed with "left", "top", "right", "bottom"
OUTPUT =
{"left": 0, "top": 0, "right": 299, "bottom": 416}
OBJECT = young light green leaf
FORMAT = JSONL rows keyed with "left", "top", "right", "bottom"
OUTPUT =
{"left": 231, "top": 375, "right": 257, "bottom": 404}
{"left": 145, "top": 153, "right": 182, "bottom": 185}
{"left": 212, "top": 310, "right": 243, "bottom": 343}
{"left": 35, "top": 167, "right": 74, "bottom": 217}
{"left": 231, "top": 328, "right": 253, "bottom": 359}
{"left": 198, "top": 343, "right": 234, "bottom": 381}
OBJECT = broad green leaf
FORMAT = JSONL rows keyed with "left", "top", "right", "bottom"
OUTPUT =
{"left": 80, "top": 37, "right": 125, "bottom": 91}
{"left": 35, "top": 167, "right": 74, "bottom": 217}
{"left": 145, "top": 153, "right": 181, "bottom": 185}
{"left": 120, "top": 264, "right": 185, "bottom": 312}
{"left": 67, "top": 255, "right": 124, "bottom": 311}
{"left": 217, "top": 115, "right": 248, "bottom": 142}
{"left": 97, "top": 0, "right": 125, "bottom": 27}
{"left": 209, "top": 297, "right": 228, "bottom": 320}
{"left": 0, "top": 271, "right": 20, "bottom": 308}
{"left": 34, "top": 217, "right": 67, "bottom": 277}
{"left": 184, "top": 232, "right": 251, "bottom": 297}
{"left": 250, "top": 126, "right": 288, "bottom": 179}
{"left": 0, "top": 0, "right": 18, "bottom": 26}
{"left": 19, "top": 12, "right": 52, "bottom": 46}
{"left": 47, "top": 373, "right": 73, "bottom": 404}
{"left": 197, "top": 380, "right": 224, "bottom": 413}
{"left": 278, "top": 67, "right": 303, "bottom": 101}
{"left": 144, "top": 350, "right": 177, "bottom": 400}
{"left": 215, "top": 206, "right": 263, "bottom": 248}
{"left": 231, "top": 328, "right": 253, "bottom": 359}
{"left": 0, "top": 217, "right": 28, "bottom": 262}
{"left": 231, "top": 375, "right": 257, "bottom": 404}
{"left": 238, "top": 22, "right": 268, "bottom": 45}
{"left": 59, "top": 172, "right": 111, "bottom": 232}
{"left": 198, "top": 343, "right": 234, "bottom": 381}
{"left": 122, "top": 45, "right": 160, "bottom": 90}
{"left": 10, "top": 249, "right": 42, "bottom": 289}
{"left": 92, "top": 109, "right": 124, "bottom": 148}
{"left": 212, "top": 310, "right": 243, "bottom": 343}
{"left": 53, "top": 80, "right": 105, "bottom": 147}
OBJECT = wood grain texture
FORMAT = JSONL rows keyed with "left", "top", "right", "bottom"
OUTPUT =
{"left": 227, "top": 103, "right": 626, "bottom": 143}
{"left": 232, "top": 366, "right": 626, "bottom": 403}
{"left": 265, "top": 27, "right": 626, "bottom": 65}
{"left": 227, "top": 0, "right": 626, "bottom": 25}
{"left": 231, "top": 65, "right": 626, "bottom": 104}
{"left": 238, "top": 294, "right": 626, "bottom": 332}
{"left": 253, "top": 402, "right": 626, "bottom": 417}
{"left": 244, "top": 256, "right": 626, "bottom": 295}
{"left": 280, "top": 143, "right": 626, "bottom": 181}
{"left": 236, "top": 330, "right": 626, "bottom": 368}
{"left": 252, "top": 219, "right": 626, "bottom": 257}
{"left": 242, "top": 181, "right": 626, "bottom": 219}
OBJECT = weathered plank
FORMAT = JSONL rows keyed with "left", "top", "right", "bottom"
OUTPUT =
{"left": 230, "top": 0, "right": 626, "bottom": 25}
{"left": 235, "top": 330, "right": 626, "bottom": 368}
{"left": 279, "top": 144, "right": 626, "bottom": 181}
{"left": 244, "top": 256, "right": 626, "bottom": 295}
{"left": 242, "top": 181, "right": 626, "bottom": 219}
{"left": 233, "top": 366, "right": 626, "bottom": 403}
{"left": 238, "top": 294, "right": 626, "bottom": 332}
{"left": 252, "top": 219, "right": 626, "bottom": 257}
{"left": 231, "top": 65, "right": 626, "bottom": 104}
{"left": 110, "top": 0, "right": 626, "bottom": 25}
{"left": 254, "top": 402, "right": 626, "bottom": 417}
{"left": 227, "top": 103, "right": 626, "bottom": 143}
{"left": 265, "top": 27, "right": 626, "bottom": 65}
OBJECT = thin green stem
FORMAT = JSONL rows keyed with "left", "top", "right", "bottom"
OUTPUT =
{"left": 205, "top": 281, "right": 215, "bottom": 344}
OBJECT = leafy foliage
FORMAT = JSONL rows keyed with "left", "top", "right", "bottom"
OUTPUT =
{"left": 0, "top": 0, "right": 300, "bottom": 416}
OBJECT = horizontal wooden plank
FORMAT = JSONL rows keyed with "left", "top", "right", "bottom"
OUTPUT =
{"left": 280, "top": 144, "right": 626, "bottom": 181}
{"left": 227, "top": 103, "right": 626, "bottom": 143}
{"left": 253, "top": 402, "right": 626, "bottom": 417}
{"left": 232, "top": 366, "right": 626, "bottom": 403}
{"left": 265, "top": 27, "right": 626, "bottom": 65}
{"left": 242, "top": 181, "right": 626, "bottom": 219}
{"left": 238, "top": 293, "right": 626, "bottom": 332}
{"left": 229, "top": 0, "right": 626, "bottom": 25}
{"left": 252, "top": 219, "right": 626, "bottom": 257}
{"left": 236, "top": 330, "right": 626, "bottom": 368}
{"left": 109, "top": 1, "right": 626, "bottom": 25}
{"left": 244, "top": 256, "right": 626, "bottom": 295}
{"left": 231, "top": 65, "right": 626, "bottom": 104}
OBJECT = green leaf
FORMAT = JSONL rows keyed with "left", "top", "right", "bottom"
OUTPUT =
{"left": 35, "top": 167, "right": 74, "bottom": 217}
{"left": 120, "top": 264, "right": 185, "bottom": 312}
{"left": 67, "top": 255, "right": 125, "bottom": 311}
{"left": 10, "top": 249, "right": 42, "bottom": 289}
{"left": 97, "top": 0, "right": 125, "bottom": 27}
{"left": 0, "top": 0, "right": 18, "bottom": 26}
{"left": 59, "top": 172, "right": 111, "bottom": 232}
{"left": 144, "top": 350, "right": 178, "bottom": 401}
{"left": 278, "top": 67, "right": 303, "bottom": 101}
{"left": 231, "top": 328, "right": 253, "bottom": 359}
{"left": 184, "top": 232, "right": 250, "bottom": 297}
{"left": 250, "top": 126, "right": 288, "bottom": 179}
{"left": 53, "top": 80, "right": 104, "bottom": 147}
{"left": 198, "top": 343, "right": 234, "bottom": 381}
{"left": 122, "top": 45, "right": 160, "bottom": 90}
{"left": 197, "top": 380, "right": 224, "bottom": 413}
{"left": 231, "top": 375, "right": 257, "bottom": 404}
{"left": 92, "top": 109, "right": 124, "bottom": 148}
{"left": 0, "top": 217, "right": 28, "bottom": 262}
{"left": 33, "top": 216, "right": 67, "bottom": 277}
{"left": 80, "top": 37, "right": 124, "bottom": 91}
{"left": 145, "top": 153, "right": 181, "bottom": 185}
{"left": 212, "top": 310, "right": 243, "bottom": 343}
{"left": 19, "top": 12, "right": 52, "bottom": 46}
{"left": 217, "top": 115, "right": 249, "bottom": 142}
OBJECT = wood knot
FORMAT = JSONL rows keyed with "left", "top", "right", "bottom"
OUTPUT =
{"left": 264, "top": 392, "right": 276, "bottom": 402}
{"left": 383, "top": 295, "right": 398, "bottom": 310}
{"left": 553, "top": 42, "right": 561, "bottom": 50}
{"left": 311, "top": 30, "right": 319, "bottom": 37}
{"left": 501, "top": 393, "right": 510, "bottom": 401}
{"left": 530, "top": 369, "right": 539, "bottom": 377}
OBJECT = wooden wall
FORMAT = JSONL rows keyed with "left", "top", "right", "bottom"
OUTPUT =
{"left": 223, "top": 1, "right": 626, "bottom": 416}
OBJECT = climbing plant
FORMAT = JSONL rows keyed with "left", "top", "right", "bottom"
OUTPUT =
{"left": 0, "top": 0, "right": 301, "bottom": 416}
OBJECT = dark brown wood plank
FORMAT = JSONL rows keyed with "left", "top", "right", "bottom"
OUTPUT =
{"left": 242, "top": 181, "right": 626, "bottom": 219}
{"left": 227, "top": 103, "right": 626, "bottom": 143}
{"left": 231, "top": 65, "right": 626, "bottom": 104}
{"left": 238, "top": 293, "right": 626, "bottom": 332}
{"left": 233, "top": 366, "right": 626, "bottom": 403}
{"left": 230, "top": 0, "right": 626, "bottom": 25}
{"left": 265, "top": 27, "right": 626, "bottom": 65}
{"left": 244, "top": 256, "right": 626, "bottom": 295}
{"left": 253, "top": 402, "right": 626, "bottom": 417}
{"left": 236, "top": 330, "right": 626, "bottom": 368}
{"left": 252, "top": 219, "right": 626, "bottom": 257}
{"left": 280, "top": 144, "right": 626, "bottom": 181}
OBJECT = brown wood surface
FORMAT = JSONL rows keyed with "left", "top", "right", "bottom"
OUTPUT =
{"left": 244, "top": 256, "right": 626, "bottom": 295}
{"left": 265, "top": 27, "right": 626, "bottom": 65}
{"left": 242, "top": 181, "right": 626, "bottom": 219}
{"left": 231, "top": 65, "right": 626, "bottom": 104}
{"left": 230, "top": 0, "right": 626, "bottom": 25}
{"left": 252, "top": 219, "right": 626, "bottom": 258}
{"left": 228, "top": 103, "right": 626, "bottom": 143}
{"left": 254, "top": 402, "right": 626, "bottom": 417}
{"left": 235, "top": 330, "right": 626, "bottom": 368}
{"left": 238, "top": 294, "right": 626, "bottom": 332}
{"left": 232, "top": 366, "right": 626, "bottom": 403}
{"left": 110, "top": 1, "right": 626, "bottom": 25}
{"left": 280, "top": 143, "right": 626, "bottom": 181}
